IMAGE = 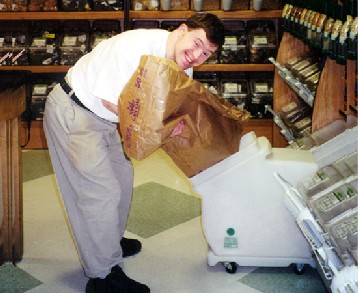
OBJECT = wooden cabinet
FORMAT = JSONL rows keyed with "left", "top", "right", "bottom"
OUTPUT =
{"left": 0, "top": 9, "right": 282, "bottom": 148}
{"left": 0, "top": 82, "right": 26, "bottom": 263}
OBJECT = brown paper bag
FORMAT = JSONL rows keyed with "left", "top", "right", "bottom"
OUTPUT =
{"left": 118, "top": 55, "right": 250, "bottom": 177}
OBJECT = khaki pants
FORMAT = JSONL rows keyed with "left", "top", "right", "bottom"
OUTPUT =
{"left": 43, "top": 84, "right": 133, "bottom": 278}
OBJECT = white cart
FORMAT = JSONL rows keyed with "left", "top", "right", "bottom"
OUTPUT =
{"left": 190, "top": 132, "right": 318, "bottom": 273}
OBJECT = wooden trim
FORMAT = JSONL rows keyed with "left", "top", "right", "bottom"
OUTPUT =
{"left": 130, "top": 10, "right": 282, "bottom": 19}
{"left": 0, "top": 64, "right": 274, "bottom": 73}
{"left": 0, "top": 11, "right": 124, "bottom": 20}
{"left": 0, "top": 10, "right": 281, "bottom": 20}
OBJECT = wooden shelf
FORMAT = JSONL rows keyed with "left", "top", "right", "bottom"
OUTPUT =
{"left": 21, "top": 118, "right": 273, "bottom": 149}
{"left": 0, "top": 64, "right": 274, "bottom": 73}
{"left": 0, "top": 11, "right": 124, "bottom": 20}
{"left": 194, "top": 64, "right": 274, "bottom": 72}
{"left": 0, "top": 10, "right": 281, "bottom": 21}
{"left": 0, "top": 65, "right": 70, "bottom": 73}
{"left": 130, "top": 10, "right": 282, "bottom": 19}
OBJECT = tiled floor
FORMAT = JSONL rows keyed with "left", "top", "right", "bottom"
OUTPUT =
{"left": 17, "top": 149, "right": 326, "bottom": 293}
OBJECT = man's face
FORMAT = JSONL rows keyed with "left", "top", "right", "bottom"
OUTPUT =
{"left": 174, "top": 25, "right": 218, "bottom": 70}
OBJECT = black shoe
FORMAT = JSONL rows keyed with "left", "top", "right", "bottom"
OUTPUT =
{"left": 86, "top": 277, "right": 109, "bottom": 293}
{"left": 86, "top": 266, "right": 150, "bottom": 293}
{"left": 121, "top": 237, "right": 142, "bottom": 258}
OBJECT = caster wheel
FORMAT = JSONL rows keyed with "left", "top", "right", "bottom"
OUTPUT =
{"left": 292, "top": 263, "right": 306, "bottom": 275}
{"left": 224, "top": 262, "right": 238, "bottom": 274}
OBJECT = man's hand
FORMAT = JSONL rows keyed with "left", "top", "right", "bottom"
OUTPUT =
{"left": 170, "top": 120, "right": 186, "bottom": 137}
{"left": 169, "top": 120, "right": 190, "bottom": 147}
{"left": 101, "top": 99, "right": 118, "bottom": 115}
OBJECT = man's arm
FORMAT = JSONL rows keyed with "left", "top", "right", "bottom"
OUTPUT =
{"left": 102, "top": 99, "right": 118, "bottom": 115}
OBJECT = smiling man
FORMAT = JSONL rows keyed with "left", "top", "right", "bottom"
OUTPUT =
{"left": 43, "top": 13, "right": 225, "bottom": 293}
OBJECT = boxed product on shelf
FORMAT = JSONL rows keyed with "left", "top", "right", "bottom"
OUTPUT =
{"left": 323, "top": 207, "right": 358, "bottom": 264}
{"left": 248, "top": 73, "right": 273, "bottom": 118}
{"left": 190, "top": 0, "right": 219, "bottom": 10}
{"left": 297, "top": 164, "right": 349, "bottom": 199}
{"left": 166, "top": 0, "right": 189, "bottom": 10}
{"left": 60, "top": 0, "right": 91, "bottom": 11}
{"left": 91, "top": 20, "right": 121, "bottom": 50}
{"left": 0, "top": 33, "right": 13, "bottom": 65}
{"left": 11, "top": 0, "right": 28, "bottom": 11}
{"left": 59, "top": 21, "right": 90, "bottom": 65}
{"left": 280, "top": 101, "right": 312, "bottom": 138}
{"left": 161, "top": 20, "right": 182, "bottom": 32}
{"left": 131, "top": 20, "right": 160, "bottom": 29}
{"left": 231, "top": 0, "right": 249, "bottom": 10}
{"left": 29, "top": 21, "right": 61, "bottom": 65}
{"left": 28, "top": 0, "right": 58, "bottom": 11}
{"left": 0, "top": 0, "right": 12, "bottom": 11}
{"left": 247, "top": 20, "right": 277, "bottom": 64}
{"left": 92, "top": 0, "right": 123, "bottom": 10}
{"left": 131, "top": 0, "right": 159, "bottom": 10}
{"left": 220, "top": 72, "right": 249, "bottom": 109}
{"left": 193, "top": 72, "right": 220, "bottom": 95}
{"left": 307, "top": 176, "right": 358, "bottom": 225}
{"left": 31, "top": 82, "right": 53, "bottom": 120}
{"left": 297, "top": 62, "right": 320, "bottom": 82}
{"left": 0, "top": 21, "right": 30, "bottom": 66}
{"left": 0, "top": 0, "right": 28, "bottom": 11}
{"left": 220, "top": 20, "right": 248, "bottom": 64}
{"left": 259, "top": 0, "right": 282, "bottom": 10}
{"left": 290, "top": 56, "right": 316, "bottom": 77}
{"left": 305, "top": 71, "right": 320, "bottom": 92}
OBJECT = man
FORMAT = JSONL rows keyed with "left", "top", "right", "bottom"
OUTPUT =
{"left": 43, "top": 12, "right": 225, "bottom": 293}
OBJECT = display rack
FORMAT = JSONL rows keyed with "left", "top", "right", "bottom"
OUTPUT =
{"left": 0, "top": 9, "right": 281, "bottom": 148}
{"left": 273, "top": 23, "right": 357, "bottom": 147}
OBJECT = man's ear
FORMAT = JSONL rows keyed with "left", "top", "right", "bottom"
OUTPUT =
{"left": 177, "top": 23, "right": 188, "bottom": 36}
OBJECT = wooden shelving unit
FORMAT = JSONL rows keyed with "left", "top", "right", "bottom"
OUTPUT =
{"left": 1, "top": 9, "right": 281, "bottom": 149}
{"left": 273, "top": 32, "right": 357, "bottom": 148}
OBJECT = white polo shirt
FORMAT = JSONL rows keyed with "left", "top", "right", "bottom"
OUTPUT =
{"left": 67, "top": 29, "right": 193, "bottom": 123}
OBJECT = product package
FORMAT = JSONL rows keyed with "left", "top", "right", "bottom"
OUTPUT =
{"left": 247, "top": 20, "right": 277, "bottom": 64}
{"left": 161, "top": 21, "right": 181, "bottom": 32}
{"left": 190, "top": 0, "right": 219, "bottom": 10}
{"left": 220, "top": 72, "right": 249, "bottom": 109}
{"left": 30, "top": 82, "right": 56, "bottom": 120}
{"left": 231, "top": 0, "right": 249, "bottom": 10}
{"left": 29, "top": 21, "right": 60, "bottom": 65}
{"left": 91, "top": 20, "right": 121, "bottom": 50}
{"left": 92, "top": 0, "right": 123, "bottom": 10}
{"left": 131, "top": 20, "right": 160, "bottom": 30}
{"left": 323, "top": 207, "right": 358, "bottom": 262}
{"left": 220, "top": 20, "right": 248, "bottom": 64}
{"left": 60, "top": 0, "right": 91, "bottom": 11}
{"left": 59, "top": 21, "right": 90, "bottom": 65}
{"left": 193, "top": 71, "right": 220, "bottom": 95}
{"left": 131, "top": 0, "right": 159, "bottom": 10}
{"left": 28, "top": 0, "right": 57, "bottom": 11}
{"left": 248, "top": 73, "right": 273, "bottom": 118}
{"left": 119, "top": 55, "right": 250, "bottom": 177}
{"left": 0, "top": 21, "right": 30, "bottom": 66}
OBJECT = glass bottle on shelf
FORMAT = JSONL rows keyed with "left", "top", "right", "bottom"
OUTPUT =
{"left": 322, "top": 17, "right": 335, "bottom": 54}
{"left": 336, "top": 17, "right": 353, "bottom": 65}
{"left": 347, "top": 17, "right": 358, "bottom": 60}
{"left": 328, "top": 19, "right": 343, "bottom": 60}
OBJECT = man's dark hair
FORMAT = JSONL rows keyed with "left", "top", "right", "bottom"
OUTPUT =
{"left": 185, "top": 13, "right": 225, "bottom": 48}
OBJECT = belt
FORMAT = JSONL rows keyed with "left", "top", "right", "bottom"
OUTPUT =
{"left": 60, "top": 80, "right": 92, "bottom": 113}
